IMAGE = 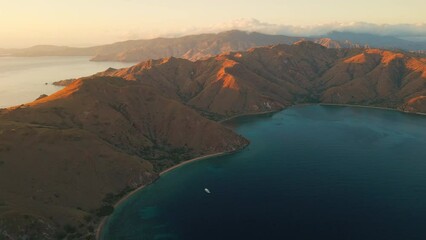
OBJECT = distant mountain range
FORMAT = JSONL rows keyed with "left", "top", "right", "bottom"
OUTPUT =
{"left": 322, "top": 31, "right": 426, "bottom": 51}
{"left": 0, "top": 30, "right": 311, "bottom": 61}
{"left": 1, "top": 41, "right": 425, "bottom": 239}
{"left": 4, "top": 30, "right": 426, "bottom": 62}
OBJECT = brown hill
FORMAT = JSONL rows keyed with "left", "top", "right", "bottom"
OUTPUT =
{"left": 103, "top": 42, "right": 425, "bottom": 115}
{"left": 1, "top": 41, "right": 426, "bottom": 239}
{"left": 0, "top": 77, "right": 248, "bottom": 239}
{"left": 319, "top": 49, "right": 426, "bottom": 110}
{"left": 0, "top": 120, "right": 155, "bottom": 239}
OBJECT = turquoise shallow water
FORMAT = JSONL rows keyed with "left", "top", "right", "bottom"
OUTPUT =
{"left": 102, "top": 105, "right": 426, "bottom": 240}
{"left": 0, "top": 57, "right": 133, "bottom": 108}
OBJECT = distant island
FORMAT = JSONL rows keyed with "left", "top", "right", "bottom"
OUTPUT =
{"left": 0, "top": 41, "right": 425, "bottom": 239}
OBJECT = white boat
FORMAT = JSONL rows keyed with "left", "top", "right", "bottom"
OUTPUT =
{"left": 204, "top": 188, "right": 211, "bottom": 194}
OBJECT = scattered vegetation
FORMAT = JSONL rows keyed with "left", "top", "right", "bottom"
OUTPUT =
{"left": 102, "top": 186, "right": 134, "bottom": 206}
{"left": 0, "top": 145, "right": 10, "bottom": 152}
{"left": 193, "top": 107, "right": 224, "bottom": 121}
{"left": 96, "top": 206, "right": 114, "bottom": 217}
{"left": 54, "top": 231, "right": 67, "bottom": 239}
{"left": 64, "top": 224, "right": 76, "bottom": 234}
{"left": 83, "top": 215, "right": 92, "bottom": 223}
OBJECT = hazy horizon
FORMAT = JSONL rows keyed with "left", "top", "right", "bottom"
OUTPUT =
{"left": 1, "top": 0, "right": 426, "bottom": 48}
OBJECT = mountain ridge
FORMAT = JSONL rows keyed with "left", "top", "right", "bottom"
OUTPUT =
{"left": 0, "top": 30, "right": 358, "bottom": 62}
{"left": 3, "top": 30, "right": 426, "bottom": 63}
{"left": 1, "top": 41, "right": 426, "bottom": 239}
{"left": 323, "top": 31, "right": 426, "bottom": 51}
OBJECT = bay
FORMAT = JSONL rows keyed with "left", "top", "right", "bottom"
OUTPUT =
{"left": 102, "top": 105, "right": 426, "bottom": 240}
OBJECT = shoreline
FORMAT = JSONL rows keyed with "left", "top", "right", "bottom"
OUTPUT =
{"left": 219, "top": 109, "right": 282, "bottom": 123}
{"left": 95, "top": 151, "right": 235, "bottom": 239}
{"left": 159, "top": 152, "right": 229, "bottom": 176}
{"left": 96, "top": 103, "right": 425, "bottom": 239}
{"left": 318, "top": 103, "right": 426, "bottom": 116}
{"left": 96, "top": 109, "right": 282, "bottom": 239}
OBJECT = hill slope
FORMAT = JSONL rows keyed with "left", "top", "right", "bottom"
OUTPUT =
{"left": 0, "top": 77, "right": 248, "bottom": 239}
{"left": 1, "top": 41, "right": 426, "bottom": 239}
{"left": 103, "top": 42, "right": 426, "bottom": 115}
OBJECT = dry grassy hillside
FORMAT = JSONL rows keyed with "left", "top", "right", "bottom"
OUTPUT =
{"left": 320, "top": 49, "right": 426, "bottom": 110}
{"left": 0, "top": 77, "right": 248, "bottom": 239}
{"left": 104, "top": 41, "right": 425, "bottom": 115}
{"left": 1, "top": 41, "right": 425, "bottom": 239}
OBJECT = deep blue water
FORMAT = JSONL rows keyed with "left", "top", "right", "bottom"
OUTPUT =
{"left": 102, "top": 105, "right": 426, "bottom": 240}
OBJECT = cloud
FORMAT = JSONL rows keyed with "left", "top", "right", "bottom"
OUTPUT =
{"left": 162, "top": 18, "right": 426, "bottom": 39}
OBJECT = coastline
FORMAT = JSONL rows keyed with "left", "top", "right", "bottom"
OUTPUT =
{"left": 219, "top": 109, "right": 283, "bottom": 123}
{"left": 159, "top": 152, "right": 229, "bottom": 176}
{"left": 319, "top": 103, "right": 426, "bottom": 116}
{"left": 95, "top": 103, "right": 425, "bottom": 239}
{"left": 95, "top": 151, "right": 233, "bottom": 239}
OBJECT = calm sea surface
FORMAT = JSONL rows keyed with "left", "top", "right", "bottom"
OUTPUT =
{"left": 0, "top": 56, "right": 133, "bottom": 108}
{"left": 102, "top": 105, "right": 426, "bottom": 240}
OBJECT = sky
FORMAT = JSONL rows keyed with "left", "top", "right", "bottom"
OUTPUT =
{"left": 1, "top": 0, "right": 426, "bottom": 48}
